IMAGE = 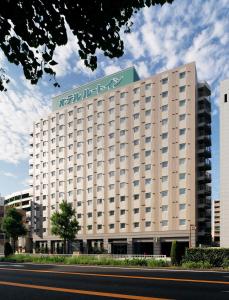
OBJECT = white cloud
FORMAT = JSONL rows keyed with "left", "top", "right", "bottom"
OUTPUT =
{"left": 0, "top": 171, "right": 17, "bottom": 178}
{"left": 0, "top": 81, "right": 50, "bottom": 163}
{"left": 104, "top": 65, "right": 121, "bottom": 76}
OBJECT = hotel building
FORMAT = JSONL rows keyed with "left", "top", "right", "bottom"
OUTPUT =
{"left": 30, "top": 62, "right": 211, "bottom": 255}
{"left": 220, "top": 79, "right": 229, "bottom": 247}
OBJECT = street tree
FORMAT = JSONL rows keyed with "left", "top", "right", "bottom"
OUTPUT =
{"left": 51, "top": 201, "right": 80, "bottom": 253}
{"left": 1, "top": 208, "right": 27, "bottom": 252}
{"left": 0, "top": 0, "right": 173, "bottom": 91}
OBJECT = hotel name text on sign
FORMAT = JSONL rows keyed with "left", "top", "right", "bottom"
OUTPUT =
{"left": 52, "top": 67, "right": 139, "bottom": 111}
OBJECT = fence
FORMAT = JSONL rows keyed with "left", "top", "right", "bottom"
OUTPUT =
{"left": 16, "top": 253, "right": 167, "bottom": 260}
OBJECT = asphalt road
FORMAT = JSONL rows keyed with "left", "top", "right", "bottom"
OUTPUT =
{"left": 0, "top": 262, "right": 229, "bottom": 299}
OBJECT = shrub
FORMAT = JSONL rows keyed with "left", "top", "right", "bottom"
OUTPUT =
{"left": 222, "top": 258, "right": 229, "bottom": 269}
{"left": 183, "top": 248, "right": 229, "bottom": 267}
{"left": 170, "top": 240, "right": 179, "bottom": 265}
{"left": 147, "top": 259, "right": 170, "bottom": 268}
{"left": 182, "top": 261, "right": 212, "bottom": 269}
{"left": 4, "top": 242, "right": 13, "bottom": 257}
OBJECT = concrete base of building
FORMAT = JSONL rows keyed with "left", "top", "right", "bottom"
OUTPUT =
{"left": 33, "top": 237, "right": 189, "bottom": 256}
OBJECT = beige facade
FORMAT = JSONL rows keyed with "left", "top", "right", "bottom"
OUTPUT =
{"left": 30, "top": 62, "right": 211, "bottom": 254}
{"left": 220, "top": 79, "right": 229, "bottom": 247}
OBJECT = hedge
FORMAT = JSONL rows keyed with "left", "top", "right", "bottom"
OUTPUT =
{"left": 183, "top": 248, "right": 229, "bottom": 267}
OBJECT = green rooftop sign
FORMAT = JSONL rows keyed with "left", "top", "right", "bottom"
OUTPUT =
{"left": 52, "top": 67, "right": 139, "bottom": 111}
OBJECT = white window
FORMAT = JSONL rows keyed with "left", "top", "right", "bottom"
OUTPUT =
{"left": 120, "top": 182, "right": 126, "bottom": 188}
{"left": 120, "top": 130, "right": 126, "bottom": 136}
{"left": 133, "top": 153, "right": 139, "bottom": 159}
{"left": 161, "top": 220, "right": 168, "bottom": 226}
{"left": 87, "top": 115, "right": 93, "bottom": 121}
{"left": 179, "top": 86, "right": 186, "bottom": 93}
{"left": 179, "top": 219, "right": 186, "bottom": 225}
{"left": 134, "top": 208, "right": 139, "bottom": 214}
{"left": 120, "top": 169, "right": 126, "bottom": 175}
{"left": 161, "top": 190, "right": 168, "bottom": 197}
{"left": 134, "top": 222, "right": 139, "bottom": 228}
{"left": 120, "top": 92, "right": 126, "bottom": 99}
{"left": 120, "top": 223, "right": 126, "bottom": 229}
{"left": 109, "top": 171, "right": 115, "bottom": 177}
{"left": 133, "top": 180, "right": 139, "bottom": 187}
{"left": 120, "top": 156, "right": 126, "bottom": 162}
{"left": 161, "top": 147, "right": 168, "bottom": 154}
{"left": 120, "top": 143, "right": 126, "bottom": 149}
{"left": 133, "top": 87, "right": 140, "bottom": 94}
{"left": 109, "top": 108, "right": 115, "bottom": 115}
{"left": 133, "top": 139, "right": 139, "bottom": 145}
{"left": 145, "top": 150, "right": 151, "bottom": 157}
{"left": 161, "top": 118, "right": 168, "bottom": 125}
{"left": 134, "top": 194, "right": 139, "bottom": 200}
{"left": 179, "top": 71, "right": 186, "bottom": 79}
{"left": 109, "top": 184, "right": 114, "bottom": 190}
{"left": 161, "top": 205, "right": 168, "bottom": 211}
{"left": 179, "top": 99, "right": 186, "bottom": 107}
{"left": 179, "top": 188, "right": 186, "bottom": 195}
{"left": 145, "top": 178, "right": 151, "bottom": 185}
{"left": 145, "top": 83, "right": 151, "bottom": 90}
{"left": 133, "top": 126, "right": 139, "bottom": 133}
{"left": 145, "top": 164, "right": 151, "bottom": 171}
{"left": 161, "top": 175, "right": 168, "bottom": 182}
{"left": 179, "top": 173, "right": 186, "bottom": 180}
{"left": 133, "top": 166, "right": 139, "bottom": 173}
{"left": 145, "top": 109, "right": 151, "bottom": 116}
{"left": 179, "top": 143, "right": 186, "bottom": 150}
{"left": 133, "top": 100, "right": 139, "bottom": 107}
{"left": 97, "top": 100, "right": 103, "bottom": 106}
{"left": 145, "top": 207, "right": 151, "bottom": 213}
{"left": 133, "top": 113, "right": 140, "bottom": 120}
{"left": 179, "top": 158, "right": 186, "bottom": 165}
{"left": 161, "top": 105, "right": 168, "bottom": 112}
{"left": 145, "top": 137, "right": 151, "bottom": 143}
{"left": 109, "top": 96, "right": 115, "bottom": 102}
{"left": 145, "top": 221, "right": 151, "bottom": 227}
{"left": 145, "top": 96, "right": 151, "bottom": 103}
{"left": 161, "top": 77, "right": 168, "bottom": 84}
{"left": 145, "top": 123, "right": 151, "bottom": 130}
{"left": 162, "top": 91, "right": 168, "bottom": 98}
{"left": 179, "top": 114, "right": 186, "bottom": 121}
{"left": 179, "top": 203, "right": 186, "bottom": 210}
{"left": 145, "top": 192, "right": 151, "bottom": 199}
{"left": 179, "top": 128, "right": 186, "bottom": 135}
{"left": 162, "top": 132, "right": 168, "bottom": 139}
{"left": 161, "top": 161, "right": 168, "bottom": 168}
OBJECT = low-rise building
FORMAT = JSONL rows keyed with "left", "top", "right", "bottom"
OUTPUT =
{"left": 4, "top": 189, "right": 34, "bottom": 252}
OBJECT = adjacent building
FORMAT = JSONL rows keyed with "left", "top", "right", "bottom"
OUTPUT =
{"left": 220, "top": 79, "right": 229, "bottom": 247}
{"left": 0, "top": 194, "right": 4, "bottom": 254}
{"left": 213, "top": 200, "right": 220, "bottom": 245}
{"left": 4, "top": 189, "right": 34, "bottom": 252}
{"left": 30, "top": 62, "right": 211, "bottom": 255}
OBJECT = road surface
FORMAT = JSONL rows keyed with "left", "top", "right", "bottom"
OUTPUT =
{"left": 0, "top": 262, "right": 229, "bottom": 299}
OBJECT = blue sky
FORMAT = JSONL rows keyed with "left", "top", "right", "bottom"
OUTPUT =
{"left": 0, "top": 0, "right": 228, "bottom": 198}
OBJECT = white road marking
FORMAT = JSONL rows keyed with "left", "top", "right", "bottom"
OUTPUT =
{"left": 0, "top": 264, "right": 24, "bottom": 268}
